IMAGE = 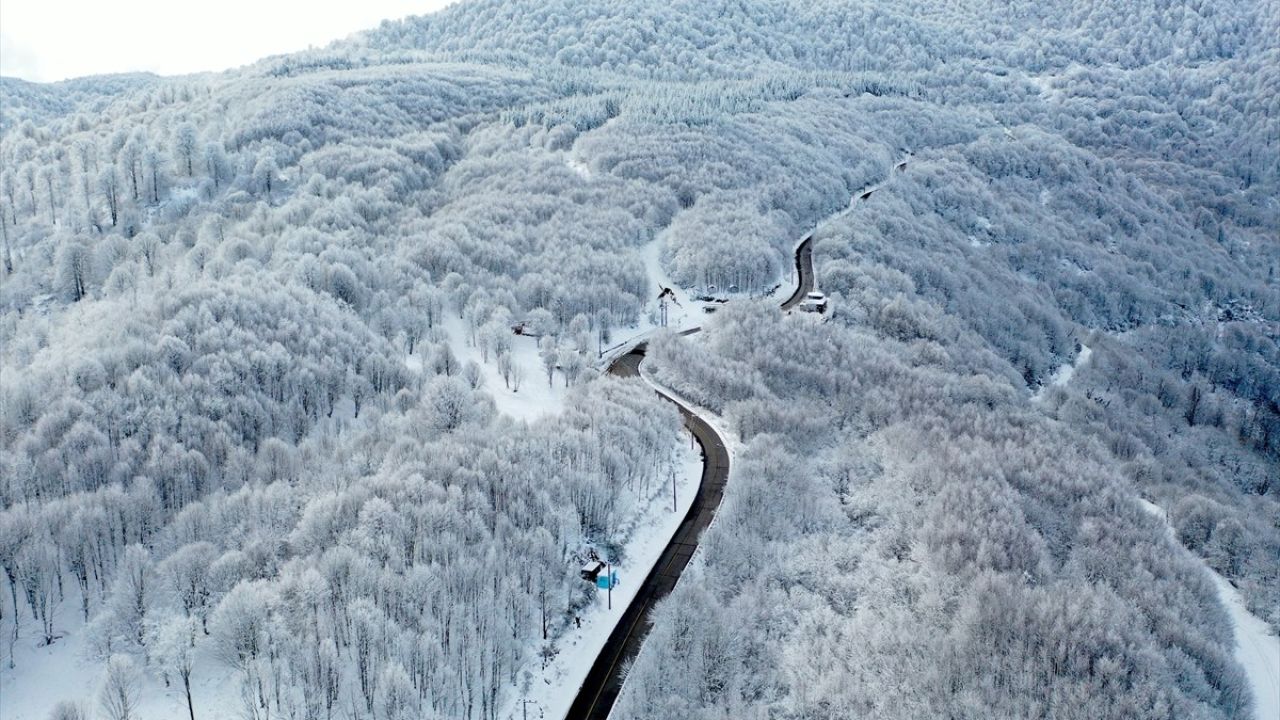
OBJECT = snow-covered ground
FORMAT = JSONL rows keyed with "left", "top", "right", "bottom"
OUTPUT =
{"left": 1033, "top": 344, "right": 1091, "bottom": 400}
{"left": 1027, "top": 73, "right": 1064, "bottom": 102}
{"left": 592, "top": 238, "right": 707, "bottom": 370}
{"left": 565, "top": 153, "right": 592, "bottom": 180}
{"left": 1138, "top": 499, "right": 1280, "bottom": 720}
{"left": 436, "top": 312, "right": 573, "bottom": 422}
{"left": 0, "top": 606, "right": 239, "bottom": 720}
{"left": 637, "top": 236, "right": 703, "bottom": 328}
{"left": 499, "top": 424, "right": 704, "bottom": 720}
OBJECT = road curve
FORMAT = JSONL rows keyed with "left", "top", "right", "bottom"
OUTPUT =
{"left": 568, "top": 240, "right": 816, "bottom": 719}
{"left": 569, "top": 156, "right": 906, "bottom": 719}
{"left": 780, "top": 235, "right": 816, "bottom": 311}
{"left": 565, "top": 344, "right": 730, "bottom": 720}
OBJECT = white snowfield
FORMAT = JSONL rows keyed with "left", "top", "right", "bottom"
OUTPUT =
{"left": 439, "top": 312, "right": 572, "bottom": 421}
{"left": 1138, "top": 499, "right": 1279, "bottom": 720}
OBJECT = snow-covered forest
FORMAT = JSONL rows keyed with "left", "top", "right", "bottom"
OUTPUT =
{"left": 1, "top": 0, "right": 1277, "bottom": 718}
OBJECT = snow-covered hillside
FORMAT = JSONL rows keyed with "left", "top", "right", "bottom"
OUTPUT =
{"left": 1, "top": 1, "right": 1276, "bottom": 719}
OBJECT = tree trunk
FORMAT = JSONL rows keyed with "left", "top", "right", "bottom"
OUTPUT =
{"left": 183, "top": 672, "right": 196, "bottom": 720}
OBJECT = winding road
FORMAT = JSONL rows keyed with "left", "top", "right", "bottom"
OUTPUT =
{"left": 569, "top": 155, "right": 908, "bottom": 718}
{"left": 780, "top": 236, "right": 815, "bottom": 311}
{"left": 564, "top": 346, "right": 730, "bottom": 719}
{"left": 566, "top": 235, "right": 818, "bottom": 720}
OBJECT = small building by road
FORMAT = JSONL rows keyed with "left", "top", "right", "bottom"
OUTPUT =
{"left": 798, "top": 291, "right": 829, "bottom": 313}
{"left": 580, "top": 560, "right": 605, "bottom": 581}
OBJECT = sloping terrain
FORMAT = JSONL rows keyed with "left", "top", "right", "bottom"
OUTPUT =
{"left": 1, "top": 1, "right": 1276, "bottom": 718}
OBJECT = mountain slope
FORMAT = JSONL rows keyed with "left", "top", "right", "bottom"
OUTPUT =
{"left": 1, "top": 1, "right": 1276, "bottom": 718}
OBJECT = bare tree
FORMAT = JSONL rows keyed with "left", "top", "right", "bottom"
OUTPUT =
{"left": 47, "top": 700, "right": 88, "bottom": 720}
{"left": 560, "top": 348, "right": 584, "bottom": 387}
{"left": 203, "top": 142, "right": 229, "bottom": 189}
{"left": 99, "top": 654, "right": 141, "bottom": 720}
{"left": 37, "top": 165, "right": 59, "bottom": 225}
{"left": 511, "top": 361, "right": 525, "bottom": 393}
{"left": 54, "top": 235, "right": 93, "bottom": 302}
{"left": 539, "top": 336, "right": 558, "bottom": 387}
{"left": 497, "top": 350, "right": 514, "bottom": 389}
{"left": 17, "top": 540, "right": 60, "bottom": 646}
{"left": 98, "top": 167, "right": 120, "bottom": 227}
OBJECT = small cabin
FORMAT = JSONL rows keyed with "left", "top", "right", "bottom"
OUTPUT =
{"left": 798, "top": 291, "right": 829, "bottom": 313}
{"left": 580, "top": 560, "right": 605, "bottom": 581}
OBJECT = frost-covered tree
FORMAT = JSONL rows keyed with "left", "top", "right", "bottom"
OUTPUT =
{"left": 149, "top": 615, "right": 200, "bottom": 720}
{"left": 53, "top": 234, "right": 93, "bottom": 301}
{"left": 98, "top": 654, "right": 141, "bottom": 720}
{"left": 173, "top": 123, "right": 199, "bottom": 177}
{"left": 47, "top": 701, "right": 88, "bottom": 720}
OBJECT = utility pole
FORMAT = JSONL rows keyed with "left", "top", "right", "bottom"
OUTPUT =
{"left": 607, "top": 561, "right": 612, "bottom": 610}
{"left": 672, "top": 467, "right": 677, "bottom": 512}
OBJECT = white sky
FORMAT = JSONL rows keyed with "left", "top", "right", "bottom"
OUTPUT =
{"left": 0, "top": 1, "right": 458, "bottom": 83}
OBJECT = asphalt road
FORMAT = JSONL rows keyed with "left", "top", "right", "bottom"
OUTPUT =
{"left": 780, "top": 235, "right": 815, "bottom": 311}
{"left": 565, "top": 343, "right": 730, "bottom": 719}
{"left": 567, "top": 237, "right": 816, "bottom": 720}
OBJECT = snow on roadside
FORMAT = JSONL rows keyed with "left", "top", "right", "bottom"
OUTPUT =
{"left": 500, "top": 425, "right": 704, "bottom": 720}
{"left": 592, "top": 239, "right": 705, "bottom": 370}
{"left": 1138, "top": 499, "right": 1280, "bottom": 720}
{"left": 637, "top": 355, "right": 743, "bottom": 544}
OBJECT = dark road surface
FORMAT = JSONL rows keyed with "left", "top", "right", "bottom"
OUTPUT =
{"left": 565, "top": 344, "right": 730, "bottom": 719}
{"left": 780, "top": 236, "right": 815, "bottom": 311}
{"left": 568, "top": 236, "right": 816, "bottom": 720}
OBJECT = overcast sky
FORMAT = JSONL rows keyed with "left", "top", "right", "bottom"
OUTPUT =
{"left": 0, "top": 1, "right": 457, "bottom": 83}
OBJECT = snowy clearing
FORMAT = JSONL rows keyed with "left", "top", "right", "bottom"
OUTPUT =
{"left": 1033, "top": 344, "right": 1091, "bottom": 400}
{"left": 439, "top": 312, "right": 572, "bottom": 422}
{"left": 0, "top": 605, "right": 238, "bottom": 720}
{"left": 564, "top": 154, "right": 592, "bottom": 179}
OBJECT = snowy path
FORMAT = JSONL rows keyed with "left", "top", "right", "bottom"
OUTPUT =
{"left": 1139, "top": 499, "right": 1280, "bottom": 720}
